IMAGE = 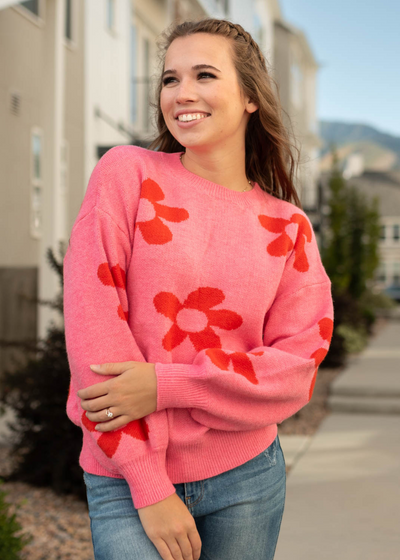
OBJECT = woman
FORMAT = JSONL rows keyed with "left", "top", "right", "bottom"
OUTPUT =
{"left": 63, "top": 18, "right": 333, "bottom": 560}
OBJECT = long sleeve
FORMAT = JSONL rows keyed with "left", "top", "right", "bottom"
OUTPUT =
{"left": 63, "top": 150, "right": 176, "bottom": 509}
{"left": 154, "top": 217, "right": 334, "bottom": 432}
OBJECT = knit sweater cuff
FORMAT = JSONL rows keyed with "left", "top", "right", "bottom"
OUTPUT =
{"left": 155, "top": 363, "right": 209, "bottom": 411}
{"left": 118, "top": 448, "right": 176, "bottom": 509}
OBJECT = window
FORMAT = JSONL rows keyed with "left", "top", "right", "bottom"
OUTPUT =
{"left": 143, "top": 37, "right": 150, "bottom": 131}
{"left": 130, "top": 24, "right": 138, "bottom": 123}
{"left": 19, "top": 0, "right": 39, "bottom": 16}
{"left": 393, "top": 263, "right": 400, "bottom": 287}
{"left": 377, "top": 263, "right": 386, "bottom": 284}
{"left": 215, "top": 0, "right": 229, "bottom": 15}
{"left": 107, "top": 0, "right": 115, "bottom": 31}
{"left": 253, "top": 13, "right": 263, "bottom": 48}
{"left": 59, "top": 140, "right": 69, "bottom": 241}
{"left": 290, "top": 53, "right": 303, "bottom": 108}
{"left": 30, "top": 129, "right": 43, "bottom": 238}
{"left": 65, "top": 0, "right": 72, "bottom": 40}
{"left": 393, "top": 224, "right": 400, "bottom": 242}
{"left": 379, "top": 225, "right": 386, "bottom": 241}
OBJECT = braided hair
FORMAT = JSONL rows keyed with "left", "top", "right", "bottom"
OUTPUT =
{"left": 149, "top": 18, "right": 301, "bottom": 206}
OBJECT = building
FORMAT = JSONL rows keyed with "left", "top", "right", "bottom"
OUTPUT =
{"left": 273, "top": 19, "right": 321, "bottom": 227}
{"left": 0, "top": 0, "right": 320, "bottom": 377}
{"left": 319, "top": 169, "right": 400, "bottom": 301}
{"left": 349, "top": 171, "right": 400, "bottom": 300}
{"left": 0, "top": 0, "right": 85, "bottom": 377}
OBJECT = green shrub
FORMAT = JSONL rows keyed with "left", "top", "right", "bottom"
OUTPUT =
{"left": 0, "top": 325, "right": 86, "bottom": 500}
{"left": 320, "top": 150, "right": 382, "bottom": 366}
{"left": 0, "top": 245, "right": 86, "bottom": 501}
{"left": 336, "top": 324, "right": 368, "bottom": 354}
{"left": 0, "top": 479, "right": 32, "bottom": 559}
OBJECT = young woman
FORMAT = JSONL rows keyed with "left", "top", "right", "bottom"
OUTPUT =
{"left": 63, "top": 18, "right": 334, "bottom": 560}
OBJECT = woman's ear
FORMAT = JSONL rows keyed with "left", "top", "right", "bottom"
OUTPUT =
{"left": 246, "top": 98, "right": 259, "bottom": 114}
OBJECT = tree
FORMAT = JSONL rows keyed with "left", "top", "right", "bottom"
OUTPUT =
{"left": 321, "top": 149, "right": 381, "bottom": 365}
{"left": 346, "top": 186, "right": 380, "bottom": 299}
{"left": 322, "top": 151, "right": 351, "bottom": 293}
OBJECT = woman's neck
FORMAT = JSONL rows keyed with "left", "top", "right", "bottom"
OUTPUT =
{"left": 180, "top": 147, "right": 253, "bottom": 192}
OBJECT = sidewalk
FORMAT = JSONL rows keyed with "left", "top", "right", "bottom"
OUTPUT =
{"left": 276, "top": 319, "right": 400, "bottom": 560}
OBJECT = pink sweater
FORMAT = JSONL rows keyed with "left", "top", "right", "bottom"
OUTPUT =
{"left": 63, "top": 145, "right": 333, "bottom": 509}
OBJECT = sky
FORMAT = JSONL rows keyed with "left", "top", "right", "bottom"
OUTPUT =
{"left": 279, "top": 0, "right": 400, "bottom": 137}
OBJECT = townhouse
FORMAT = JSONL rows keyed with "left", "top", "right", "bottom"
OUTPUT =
{"left": 0, "top": 0, "right": 320, "bottom": 376}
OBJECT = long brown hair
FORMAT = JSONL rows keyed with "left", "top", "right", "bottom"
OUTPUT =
{"left": 148, "top": 18, "right": 301, "bottom": 206}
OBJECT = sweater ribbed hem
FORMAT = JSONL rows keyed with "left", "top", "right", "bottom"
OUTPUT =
{"left": 155, "top": 363, "right": 209, "bottom": 411}
{"left": 80, "top": 424, "right": 278, "bottom": 490}
{"left": 166, "top": 422, "right": 278, "bottom": 482}
{"left": 80, "top": 445, "right": 176, "bottom": 509}
{"left": 118, "top": 450, "right": 177, "bottom": 509}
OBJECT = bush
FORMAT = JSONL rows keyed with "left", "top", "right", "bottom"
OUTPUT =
{"left": 0, "top": 479, "right": 32, "bottom": 559}
{"left": 336, "top": 324, "right": 368, "bottom": 354}
{"left": 0, "top": 245, "right": 86, "bottom": 501}
{"left": 321, "top": 150, "right": 382, "bottom": 366}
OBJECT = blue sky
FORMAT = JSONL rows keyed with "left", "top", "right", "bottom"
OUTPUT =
{"left": 279, "top": 0, "right": 400, "bottom": 137}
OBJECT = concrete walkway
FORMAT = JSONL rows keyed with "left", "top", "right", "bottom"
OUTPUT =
{"left": 276, "top": 319, "right": 400, "bottom": 559}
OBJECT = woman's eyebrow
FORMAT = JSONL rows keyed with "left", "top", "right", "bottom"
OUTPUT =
{"left": 162, "top": 64, "right": 221, "bottom": 79}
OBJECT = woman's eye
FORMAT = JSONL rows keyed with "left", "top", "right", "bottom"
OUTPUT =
{"left": 162, "top": 77, "right": 176, "bottom": 86}
{"left": 198, "top": 72, "right": 216, "bottom": 79}
{"left": 162, "top": 72, "right": 216, "bottom": 86}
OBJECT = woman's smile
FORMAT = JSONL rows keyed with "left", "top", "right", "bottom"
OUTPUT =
{"left": 176, "top": 113, "right": 211, "bottom": 127}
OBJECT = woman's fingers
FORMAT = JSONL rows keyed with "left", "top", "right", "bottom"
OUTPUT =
{"left": 89, "top": 361, "right": 137, "bottom": 374}
{"left": 158, "top": 536, "right": 193, "bottom": 560}
{"left": 80, "top": 394, "right": 110, "bottom": 413}
{"left": 152, "top": 539, "right": 176, "bottom": 560}
{"left": 84, "top": 406, "right": 118, "bottom": 423}
{"left": 187, "top": 526, "right": 202, "bottom": 560}
{"left": 138, "top": 494, "right": 202, "bottom": 560}
{"left": 174, "top": 534, "right": 197, "bottom": 560}
{"left": 77, "top": 381, "right": 109, "bottom": 400}
{"left": 92, "top": 414, "right": 131, "bottom": 432}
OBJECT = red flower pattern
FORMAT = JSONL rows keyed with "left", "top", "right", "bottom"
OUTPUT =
{"left": 97, "top": 262, "right": 128, "bottom": 322}
{"left": 318, "top": 317, "right": 334, "bottom": 342}
{"left": 154, "top": 287, "right": 243, "bottom": 352}
{"left": 205, "top": 348, "right": 260, "bottom": 384}
{"left": 308, "top": 317, "right": 334, "bottom": 399}
{"left": 136, "top": 178, "right": 189, "bottom": 244}
{"left": 81, "top": 411, "right": 149, "bottom": 459}
{"left": 258, "top": 213, "right": 313, "bottom": 272}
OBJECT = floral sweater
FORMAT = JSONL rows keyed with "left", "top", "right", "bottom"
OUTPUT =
{"left": 63, "top": 145, "right": 334, "bottom": 509}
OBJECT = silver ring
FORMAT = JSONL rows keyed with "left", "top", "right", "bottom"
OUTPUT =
{"left": 105, "top": 408, "right": 114, "bottom": 419}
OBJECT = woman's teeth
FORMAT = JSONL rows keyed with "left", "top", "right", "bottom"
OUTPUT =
{"left": 178, "top": 113, "right": 208, "bottom": 122}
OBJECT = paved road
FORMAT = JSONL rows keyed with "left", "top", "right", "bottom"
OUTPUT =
{"left": 276, "top": 319, "right": 400, "bottom": 560}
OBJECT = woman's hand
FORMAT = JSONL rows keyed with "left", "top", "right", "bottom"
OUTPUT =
{"left": 138, "top": 493, "right": 202, "bottom": 560}
{"left": 77, "top": 361, "right": 157, "bottom": 432}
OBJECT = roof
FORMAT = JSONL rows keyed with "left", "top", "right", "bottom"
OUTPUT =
{"left": 344, "top": 171, "right": 400, "bottom": 217}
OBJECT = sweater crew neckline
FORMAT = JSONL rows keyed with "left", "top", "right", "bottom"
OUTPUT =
{"left": 170, "top": 151, "right": 267, "bottom": 209}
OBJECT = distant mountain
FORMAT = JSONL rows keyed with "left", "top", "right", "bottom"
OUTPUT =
{"left": 318, "top": 120, "right": 400, "bottom": 172}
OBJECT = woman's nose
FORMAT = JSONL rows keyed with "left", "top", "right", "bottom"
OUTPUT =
{"left": 175, "top": 78, "right": 198, "bottom": 103}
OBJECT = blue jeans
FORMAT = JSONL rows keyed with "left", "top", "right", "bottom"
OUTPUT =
{"left": 83, "top": 434, "right": 286, "bottom": 560}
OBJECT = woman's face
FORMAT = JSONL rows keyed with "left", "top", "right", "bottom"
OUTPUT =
{"left": 160, "top": 33, "right": 258, "bottom": 152}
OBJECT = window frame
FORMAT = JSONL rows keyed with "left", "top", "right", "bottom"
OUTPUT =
{"left": 130, "top": 23, "right": 138, "bottom": 124}
{"left": 30, "top": 127, "right": 44, "bottom": 239}
{"left": 13, "top": 0, "right": 45, "bottom": 26}
{"left": 392, "top": 262, "right": 400, "bottom": 287}
{"left": 64, "top": 0, "right": 78, "bottom": 49}
{"left": 106, "top": 0, "right": 117, "bottom": 34}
